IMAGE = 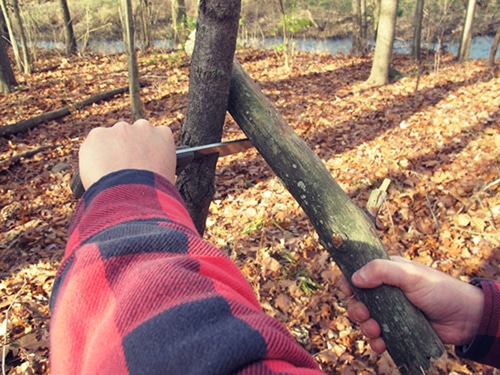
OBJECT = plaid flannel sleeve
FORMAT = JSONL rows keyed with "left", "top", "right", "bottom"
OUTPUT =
{"left": 456, "top": 279, "right": 500, "bottom": 368}
{"left": 49, "top": 169, "right": 323, "bottom": 375}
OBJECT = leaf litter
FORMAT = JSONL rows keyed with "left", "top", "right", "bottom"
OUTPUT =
{"left": 1, "top": 48, "right": 500, "bottom": 374}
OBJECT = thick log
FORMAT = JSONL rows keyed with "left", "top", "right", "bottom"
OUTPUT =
{"left": 0, "top": 85, "right": 136, "bottom": 137}
{"left": 227, "top": 60, "right": 445, "bottom": 374}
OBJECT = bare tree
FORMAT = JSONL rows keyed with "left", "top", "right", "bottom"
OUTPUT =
{"left": 171, "top": 0, "right": 187, "bottom": 48}
{"left": 351, "top": 0, "right": 367, "bottom": 56}
{"left": 412, "top": 0, "right": 425, "bottom": 60}
{"left": 11, "top": 0, "right": 30, "bottom": 74}
{"left": 0, "top": 11, "right": 16, "bottom": 94}
{"left": 367, "top": 0, "right": 398, "bottom": 85}
{"left": 121, "top": 0, "right": 144, "bottom": 120}
{"left": 59, "top": 0, "right": 77, "bottom": 55}
{"left": 488, "top": 24, "right": 500, "bottom": 67}
{"left": 0, "top": 0, "right": 21, "bottom": 72}
{"left": 175, "top": 0, "right": 241, "bottom": 235}
{"left": 140, "top": 0, "right": 151, "bottom": 49}
{"left": 457, "top": 0, "right": 476, "bottom": 62}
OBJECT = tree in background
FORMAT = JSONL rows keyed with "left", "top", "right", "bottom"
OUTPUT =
{"left": 457, "top": 0, "right": 476, "bottom": 62}
{"left": 175, "top": 0, "right": 241, "bottom": 235}
{"left": 121, "top": 0, "right": 144, "bottom": 120}
{"left": 0, "top": 39, "right": 16, "bottom": 94}
{"left": 59, "top": 0, "right": 77, "bottom": 55}
{"left": 351, "top": 0, "right": 368, "bottom": 56}
{"left": 411, "top": 0, "right": 425, "bottom": 60}
{"left": 138, "top": 0, "right": 151, "bottom": 49}
{"left": 0, "top": 0, "right": 22, "bottom": 72}
{"left": 11, "top": 0, "right": 30, "bottom": 74}
{"left": 0, "top": 11, "right": 16, "bottom": 94}
{"left": 488, "top": 23, "right": 500, "bottom": 67}
{"left": 171, "top": 0, "right": 187, "bottom": 48}
{"left": 367, "top": 0, "right": 398, "bottom": 85}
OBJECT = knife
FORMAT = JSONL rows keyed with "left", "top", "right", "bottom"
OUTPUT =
{"left": 70, "top": 138, "right": 254, "bottom": 199}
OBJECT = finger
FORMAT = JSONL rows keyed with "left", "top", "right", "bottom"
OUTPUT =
{"left": 368, "top": 337, "right": 387, "bottom": 354}
{"left": 347, "top": 298, "right": 371, "bottom": 323}
{"left": 351, "top": 258, "right": 418, "bottom": 290}
{"left": 359, "top": 318, "right": 381, "bottom": 339}
{"left": 337, "top": 276, "right": 354, "bottom": 297}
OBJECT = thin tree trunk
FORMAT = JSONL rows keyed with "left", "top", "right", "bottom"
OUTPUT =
{"left": 139, "top": 0, "right": 151, "bottom": 49}
{"left": 171, "top": 0, "right": 187, "bottom": 49}
{"left": 351, "top": 0, "right": 361, "bottom": 55}
{"left": 360, "top": 0, "right": 367, "bottom": 41}
{"left": 121, "top": 0, "right": 144, "bottom": 120}
{"left": 367, "top": 0, "right": 398, "bottom": 85}
{"left": 412, "top": 0, "right": 425, "bottom": 60}
{"left": 59, "top": 0, "right": 77, "bottom": 55}
{"left": 457, "top": 0, "right": 476, "bottom": 62}
{"left": 488, "top": 24, "right": 500, "bottom": 67}
{"left": 175, "top": 0, "right": 241, "bottom": 235}
{"left": 11, "top": 0, "right": 30, "bottom": 74}
{"left": 0, "top": 0, "right": 22, "bottom": 72}
{"left": 0, "top": 12, "right": 16, "bottom": 92}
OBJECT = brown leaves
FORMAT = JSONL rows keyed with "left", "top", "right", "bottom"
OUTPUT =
{"left": 2, "top": 48, "right": 500, "bottom": 374}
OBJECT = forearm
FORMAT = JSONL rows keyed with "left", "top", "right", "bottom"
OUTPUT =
{"left": 50, "top": 170, "right": 321, "bottom": 375}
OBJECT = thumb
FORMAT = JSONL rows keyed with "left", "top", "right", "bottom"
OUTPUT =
{"left": 351, "top": 257, "right": 413, "bottom": 289}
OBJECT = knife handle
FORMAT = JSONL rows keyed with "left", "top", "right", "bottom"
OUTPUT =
{"left": 69, "top": 148, "right": 194, "bottom": 199}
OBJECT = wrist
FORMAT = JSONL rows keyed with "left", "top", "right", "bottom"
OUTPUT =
{"left": 461, "top": 282, "right": 485, "bottom": 346}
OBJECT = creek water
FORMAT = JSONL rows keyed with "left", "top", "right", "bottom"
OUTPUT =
{"left": 37, "top": 36, "right": 500, "bottom": 60}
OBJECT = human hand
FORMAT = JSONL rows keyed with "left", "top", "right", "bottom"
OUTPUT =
{"left": 338, "top": 256, "right": 484, "bottom": 353}
{"left": 78, "top": 119, "right": 176, "bottom": 190}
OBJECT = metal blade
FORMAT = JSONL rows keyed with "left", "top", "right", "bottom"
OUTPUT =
{"left": 177, "top": 138, "right": 253, "bottom": 158}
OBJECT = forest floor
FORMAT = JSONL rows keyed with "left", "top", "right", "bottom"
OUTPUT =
{"left": 1, "top": 47, "right": 500, "bottom": 374}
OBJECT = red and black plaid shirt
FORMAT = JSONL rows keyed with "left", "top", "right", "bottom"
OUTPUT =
{"left": 456, "top": 279, "right": 500, "bottom": 368}
{"left": 50, "top": 170, "right": 500, "bottom": 373}
{"left": 50, "top": 170, "right": 323, "bottom": 374}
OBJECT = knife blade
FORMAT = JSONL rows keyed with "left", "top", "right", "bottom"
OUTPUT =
{"left": 70, "top": 138, "right": 254, "bottom": 199}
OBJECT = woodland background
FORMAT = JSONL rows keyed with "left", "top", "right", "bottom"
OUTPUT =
{"left": 1, "top": 0, "right": 500, "bottom": 374}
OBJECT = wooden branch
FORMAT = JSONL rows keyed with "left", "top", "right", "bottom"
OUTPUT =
{"left": 0, "top": 144, "right": 58, "bottom": 168}
{"left": 227, "top": 60, "right": 445, "bottom": 374}
{"left": 0, "top": 84, "right": 144, "bottom": 137}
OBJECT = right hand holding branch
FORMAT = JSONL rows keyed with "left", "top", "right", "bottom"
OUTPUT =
{"left": 338, "top": 256, "right": 485, "bottom": 353}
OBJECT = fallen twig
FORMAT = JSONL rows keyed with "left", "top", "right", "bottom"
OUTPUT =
{"left": 0, "top": 144, "right": 58, "bottom": 169}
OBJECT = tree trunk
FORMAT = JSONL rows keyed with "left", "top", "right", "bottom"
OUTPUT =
{"left": 11, "top": 0, "right": 30, "bottom": 74}
{"left": 360, "top": 0, "right": 367, "bottom": 41}
{"left": 175, "top": 0, "right": 241, "bottom": 235}
{"left": 121, "top": 0, "right": 144, "bottom": 120}
{"left": 457, "top": 0, "right": 476, "bottom": 62}
{"left": 411, "top": 0, "right": 425, "bottom": 60}
{"left": 351, "top": 0, "right": 366, "bottom": 56}
{"left": 171, "top": 0, "right": 187, "bottom": 49}
{"left": 366, "top": 0, "right": 398, "bottom": 85}
{"left": 0, "top": 13, "right": 16, "bottom": 93}
{"left": 139, "top": 0, "right": 151, "bottom": 49}
{"left": 227, "top": 59, "right": 445, "bottom": 375}
{"left": 0, "top": 0, "right": 22, "bottom": 72}
{"left": 487, "top": 24, "right": 500, "bottom": 67}
{"left": 59, "top": 0, "right": 77, "bottom": 56}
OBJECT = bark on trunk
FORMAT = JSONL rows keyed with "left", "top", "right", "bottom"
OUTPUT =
{"left": 59, "top": 0, "right": 77, "bottom": 55}
{"left": 121, "top": 0, "right": 144, "bottom": 120}
{"left": 488, "top": 24, "right": 500, "bottom": 67}
{"left": 175, "top": 0, "right": 241, "bottom": 235}
{"left": 367, "top": 0, "right": 398, "bottom": 85}
{"left": 411, "top": 0, "right": 425, "bottom": 60}
{"left": 457, "top": 0, "right": 476, "bottom": 63}
{"left": 227, "top": 59, "right": 445, "bottom": 374}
